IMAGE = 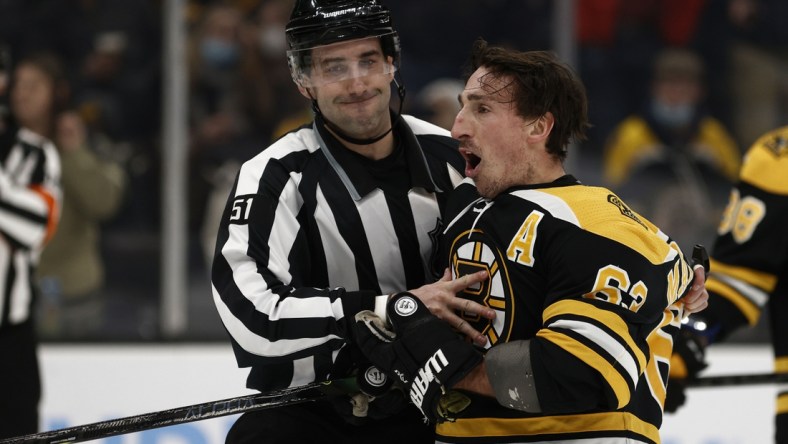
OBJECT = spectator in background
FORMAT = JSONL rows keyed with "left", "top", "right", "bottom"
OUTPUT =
{"left": 69, "top": 2, "right": 162, "bottom": 233}
{"left": 188, "top": 3, "right": 257, "bottom": 252}
{"left": 37, "top": 110, "right": 127, "bottom": 340}
{"left": 413, "top": 78, "right": 464, "bottom": 131}
{"left": 603, "top": 47, "right": 740, "bottom": 251}
{"left": 726, "top": 0, "right": 788, "bottom": 149}
{"left": 9, "top": 52, "right": 126, "bottom": 340}
{"left": 197, "top": 0, "right": 310, "bottom": 268}
{"left": 0, "top": 44, "right": 61, "bottom": 439}
{"left": 242, "top": 0, "right": 309, "bottom": 139}
{"left": 9, "top": 53, "right": 70, "bottom": 140}
{"left": 575, "top": 0, "right": 712, "bottom": 157}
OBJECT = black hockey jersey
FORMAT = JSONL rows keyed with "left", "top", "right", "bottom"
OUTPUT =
{"left": 436, "top": 175, "right": 695, "bottom": 444}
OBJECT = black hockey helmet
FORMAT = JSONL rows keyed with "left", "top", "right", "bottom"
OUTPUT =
{"left": 285, "top": 0, "right": 401, "bottom": 87}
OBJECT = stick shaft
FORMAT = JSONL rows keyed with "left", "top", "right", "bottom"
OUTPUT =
{"left": 0, "top": 381, "right": 338, "bottom": 444}
{"left": 687, "top": 372, "right": 788, "bottom": 388}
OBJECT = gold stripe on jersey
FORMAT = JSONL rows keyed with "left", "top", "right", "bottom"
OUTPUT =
{"left": 544, "top": 300, "right": 648, "bottom": 371}
{"left": 523, "top": 187, "right": 678, "bottom": 266}
{"left": 778, "top": 394, "right": 788, "bottom": 415}
{"left": 710, "top": 259, "right": 778, "bottom": 293}
{"left": 435, "top": 410, "right": 660, "bottom": 443}
{"left": 537, "top": 329, "right": 632, "bottom": 408}
{"left": 705, "top": 278, "right": 761, "bottom": 325}
{"left": 775, "top": 357, "right": 788, "bottom": 373}
{"left": 741, "top": 126, "right": 788, "bottom": 195}
{"left": 645, "top": 310, "right": 676, "bottom": 402}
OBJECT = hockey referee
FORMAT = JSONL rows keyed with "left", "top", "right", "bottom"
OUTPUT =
{"left": 0, "top": 42, "right": 61, "bottom": 438}
{"left": 210, "top": 1, "right": 491, "bottom": 443}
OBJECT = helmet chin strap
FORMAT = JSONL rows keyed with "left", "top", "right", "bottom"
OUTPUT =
{"left": 311, "top": 77, "right": 406, "bottom": 146}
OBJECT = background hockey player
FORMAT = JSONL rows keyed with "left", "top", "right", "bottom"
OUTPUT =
{"left": 667, "top": 125, "right": 788, "bottom": 443}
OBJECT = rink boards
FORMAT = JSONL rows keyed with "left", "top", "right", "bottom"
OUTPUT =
{"left": 39, "top": 343, "right": 777, "bottom": 444}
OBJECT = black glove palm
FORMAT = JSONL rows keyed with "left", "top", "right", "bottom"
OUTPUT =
{"left": 353, "top": 292, "right": 482, "bottom": 423}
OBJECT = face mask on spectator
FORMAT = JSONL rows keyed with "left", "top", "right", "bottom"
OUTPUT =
{"left": 651, "top": 99, "right": 695, "bottom": 129}
{"left": 200, "top": 37, "right": 239, "bottom": 69}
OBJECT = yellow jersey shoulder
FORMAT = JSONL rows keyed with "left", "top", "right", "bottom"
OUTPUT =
{"left": 740, "top": 126, "right": 788, "bottom": 195}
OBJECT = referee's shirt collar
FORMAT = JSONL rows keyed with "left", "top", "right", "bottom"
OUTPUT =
{"left": 314, "top": 113, "right": 439, "bottom": 201}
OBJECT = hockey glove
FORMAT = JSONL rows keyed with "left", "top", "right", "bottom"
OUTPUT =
{"left": 665, "top": 316, "right": 710, "bottom": 413}
{"left": 353, "top": 292, "right": 482, "bottom": 423}
{"left": 329, "top": 362, "right": 409, "bottom": 425}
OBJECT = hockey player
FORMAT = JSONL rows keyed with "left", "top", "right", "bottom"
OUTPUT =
{"left": 352, "top": 40, "right": 709, "bottom": 443}
{"left": 667, "top": 125, "right": 788, "bottom": 442}
{"left": 210, "top": 1, "right": 492, "bottom": 442}
{"left": 0, "top": 43, "right": 61, "bottom": 438}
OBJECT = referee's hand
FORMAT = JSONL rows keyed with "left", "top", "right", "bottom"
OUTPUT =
{"left": 407, "top": 268, "right": 494, "bottom": 347}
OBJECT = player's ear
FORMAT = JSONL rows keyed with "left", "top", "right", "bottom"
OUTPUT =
{"left": 386, "top": 55, "right": 395, "bottom": 81}
{"left": 526, "top": 112, "right": 554, "bottom": 144}
{"left": 297, "top": 84, "right": 313, "bottom": 100}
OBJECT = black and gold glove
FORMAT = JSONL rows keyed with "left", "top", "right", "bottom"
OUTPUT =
{"left": 353, "top": 292, "right": 482, "bottom": 423}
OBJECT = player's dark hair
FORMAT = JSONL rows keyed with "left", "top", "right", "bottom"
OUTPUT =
{"left": 464, "top": 38, "right": 589, "bottom": 160}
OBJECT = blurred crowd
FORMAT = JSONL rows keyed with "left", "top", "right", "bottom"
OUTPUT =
{"left": 0, "top": 0, "right": 786, "bottom": 341}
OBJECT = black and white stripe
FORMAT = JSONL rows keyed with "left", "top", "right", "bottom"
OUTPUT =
{"left": 0, "top": 127, "right": 61, "bottom": 328}
{"left": 212, "top": 115, "right": 464, "bottom": 390}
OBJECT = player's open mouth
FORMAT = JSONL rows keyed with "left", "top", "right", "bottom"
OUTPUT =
{"left": 460, "top": 148, "right": 481, "bottom": 177}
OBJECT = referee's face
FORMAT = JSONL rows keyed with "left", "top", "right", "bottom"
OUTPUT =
{"left": 300, "top": 38, "right": 394, "bottom": 141}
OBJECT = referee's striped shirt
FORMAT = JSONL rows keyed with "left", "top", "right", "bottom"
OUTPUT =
{"left": 0, "top": 127, "right": 61, "bottom": 329}
{"left": 211, "top": 115, "right": 464, "bottom": 391}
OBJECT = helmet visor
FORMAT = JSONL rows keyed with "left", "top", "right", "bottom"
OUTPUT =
{"left": 287, "top": 33, "right": 397, "bottom": 87}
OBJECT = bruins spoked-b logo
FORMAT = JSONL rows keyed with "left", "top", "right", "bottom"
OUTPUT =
{"left": 449, "top": 230, "right": 515, "bottom": 348}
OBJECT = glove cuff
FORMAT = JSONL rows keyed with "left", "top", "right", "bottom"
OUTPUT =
{"left": 405, "top": 334, "right": 482, "bottom": 422}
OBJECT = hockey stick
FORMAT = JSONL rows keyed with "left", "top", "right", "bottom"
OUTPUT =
{"left": 687, "top": 372, "right": 788, "bottom": 388}
{"left": 0, "top": 378, "right": 357, "bottom": 444}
